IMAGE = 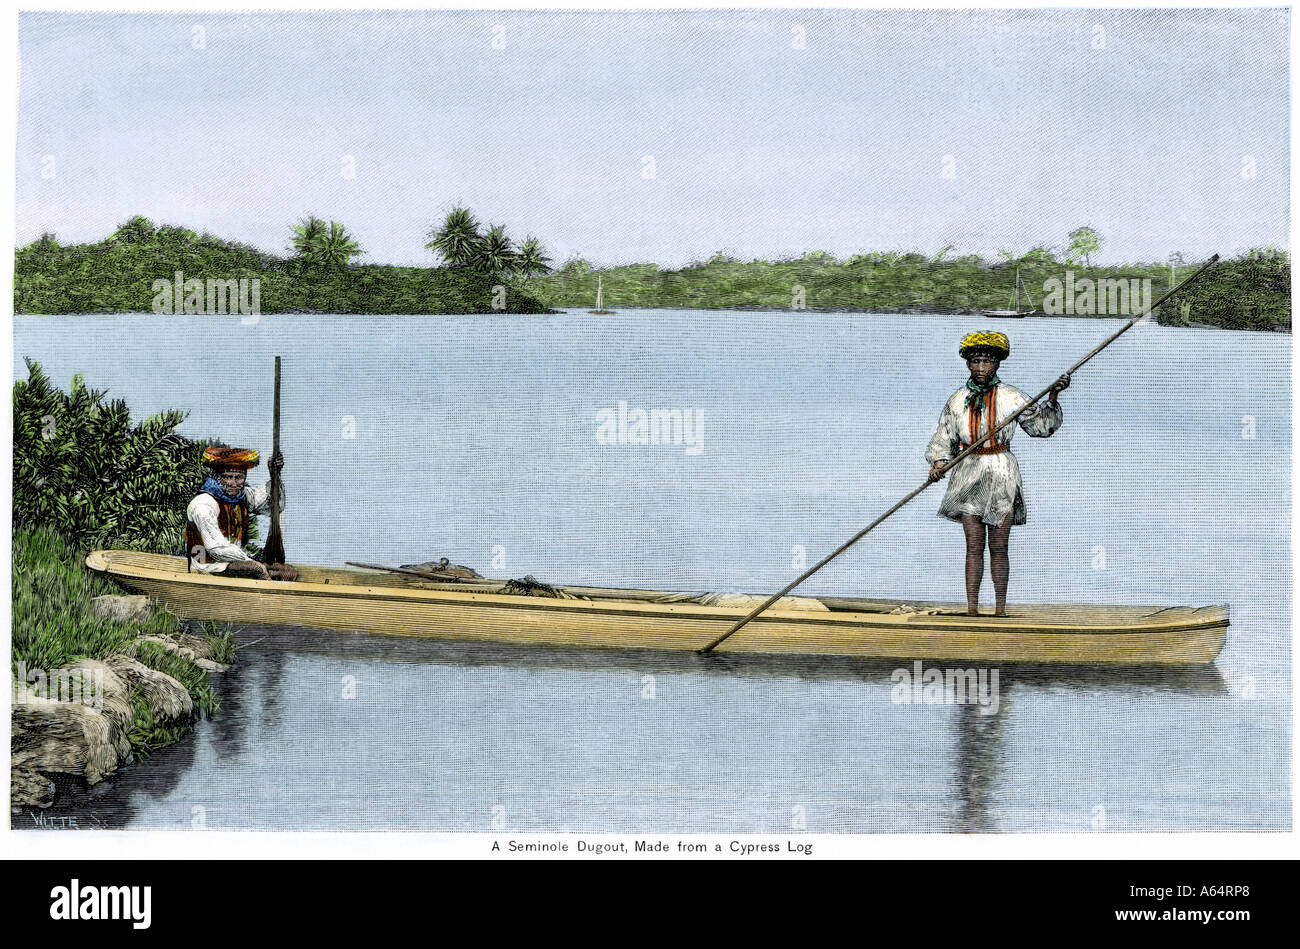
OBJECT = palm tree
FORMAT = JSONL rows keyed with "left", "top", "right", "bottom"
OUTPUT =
{"left": 291, "top": 215, "right": 329, "bottom": 264}
{"left": 516, "top": 237, "right": 553, "bottom": 282}
{"left": 317, "top": 221, "right": 363, "bottom": 271}
{"left": 425, "top": 207, "right": 483, "bottom": 267}
{"left": 290, "top": 217, "right": 360, "bottom": 272}
{"left": 474, "top": 225, "right": 518, "bottom": 277}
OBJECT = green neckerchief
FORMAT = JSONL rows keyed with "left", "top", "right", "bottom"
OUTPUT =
{"left": 964, "top": 375, "right": 1000, "bottom": 414}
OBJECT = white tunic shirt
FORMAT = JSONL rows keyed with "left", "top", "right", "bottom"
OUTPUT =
{"left": 926, "top": 382, "right": 1062, "bottom": 526}
{"left": 185, "top": 482, "right": 285, "bottom": 573}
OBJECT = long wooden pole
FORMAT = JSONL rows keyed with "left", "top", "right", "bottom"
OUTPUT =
{"left": 698, "top": 254, "right": 1220, "bottom": 654}
{"left": 263, "top": 356, "right": 286, "bottom": 565}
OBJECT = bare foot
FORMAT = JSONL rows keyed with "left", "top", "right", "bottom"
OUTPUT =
{"left": 223, "top": 560, "right": 270, "bottom": 580}
{"left": 268, "top": 564, "right": 300, "bottom": 582}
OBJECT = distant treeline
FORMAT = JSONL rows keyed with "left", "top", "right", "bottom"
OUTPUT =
{"left": 532, "top": 248, "right": 1290, "bottom": 331}
{"left": 15, "top": 217, "right": 1289, "bottom": 330}
{"left": 15, "top": 213, "right": 550, "bottom": 315}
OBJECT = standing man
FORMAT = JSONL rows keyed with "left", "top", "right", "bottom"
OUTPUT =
{"left": 186, "top": 446, "right": 298, "bottom": 580}
{"left": 926, "top": 332, "right": 1068, "bottom": 616}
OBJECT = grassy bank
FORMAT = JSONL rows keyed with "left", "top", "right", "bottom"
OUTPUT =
{"left": 531, "top": 249, "right": 1290, "bottom": 331}
{"left": 12, "top": 527, "right": 178, "bottom": 672}
{"left": 12, "top": 527, "right": 227, "bottom": 712}
{"left": 12, "top": 364, "right": 233, "bottom": 775}
{"left": 12, "top": 525, "right": 232, "bottom": 763}
{"left": 15, "top": 225, "right": 550, "bottom": 315}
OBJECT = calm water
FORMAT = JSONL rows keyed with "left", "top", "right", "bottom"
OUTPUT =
{"left": 12, "top": 310, "right": 1291, "bottom": 831}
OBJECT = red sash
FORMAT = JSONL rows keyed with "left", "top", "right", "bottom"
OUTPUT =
{"left": 963, "top": 387, "right": 1009, "bottom": 454}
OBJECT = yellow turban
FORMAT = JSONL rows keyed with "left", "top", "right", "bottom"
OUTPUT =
{"left": 959, "top": 331, "right": 1010, "bottom": 360}
{"left": 202, "top": 447, "right": 260, "bottom": 470}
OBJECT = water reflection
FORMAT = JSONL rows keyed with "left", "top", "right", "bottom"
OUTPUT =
{"left": 230, "top": 622, "right": 1228, "bottom": 693}
{"left": 955, "top": 696, "right": 1005, "bottom": 833}
{"left": 19, "top": 622, "right": 1225, "bottom": 832}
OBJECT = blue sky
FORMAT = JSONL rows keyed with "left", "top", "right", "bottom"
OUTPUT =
{"left": 16, "top": 8, "right": 1290, "bottom": 267}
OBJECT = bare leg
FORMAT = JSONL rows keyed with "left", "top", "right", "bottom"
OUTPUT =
{"left": 988, "top": 512, "right": 1013, "bottom": 616}
{"left": 961, "top": 515, "right": 987, "bottom": 614}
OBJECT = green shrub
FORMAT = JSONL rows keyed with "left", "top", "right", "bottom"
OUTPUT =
{"left": 13, "top": 360, "right": 207, "bottom": 552}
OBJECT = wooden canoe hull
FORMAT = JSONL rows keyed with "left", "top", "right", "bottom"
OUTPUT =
{"left": 85, "top": 551, "right": 1228, "bottom": 665}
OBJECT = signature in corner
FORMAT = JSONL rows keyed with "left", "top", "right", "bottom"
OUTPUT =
{"left": 25, "top": 810, "right": 106, "bottom": 830}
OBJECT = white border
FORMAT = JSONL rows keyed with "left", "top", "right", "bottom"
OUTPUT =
{"left": 2, "top": 0, "right": 1295, "bottom": 862}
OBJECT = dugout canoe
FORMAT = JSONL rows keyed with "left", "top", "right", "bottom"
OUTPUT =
{"left": 85, "top": 550, "right": 1229, "bottom": 665}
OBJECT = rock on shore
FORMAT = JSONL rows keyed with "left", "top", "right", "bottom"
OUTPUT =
{"left": 10, "top": 629, "right": 223, "bottom": 811}
{"left": 131, "top": 632, "right": 230, "bottom": 672}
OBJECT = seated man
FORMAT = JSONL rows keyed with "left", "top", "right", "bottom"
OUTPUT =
{"left": 185, "top": 446, "right": 298, "bottom": 580}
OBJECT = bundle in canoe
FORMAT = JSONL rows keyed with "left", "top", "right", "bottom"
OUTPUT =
{"left": 85, "top": 551, "right": 1228, "bottom": 666}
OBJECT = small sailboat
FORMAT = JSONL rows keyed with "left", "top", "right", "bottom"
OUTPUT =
{"left": 588, "top": 275, "right": 615, "bottom": 315}
{"left": 984, "top": 265, "right": 1040, "bottom": 318}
